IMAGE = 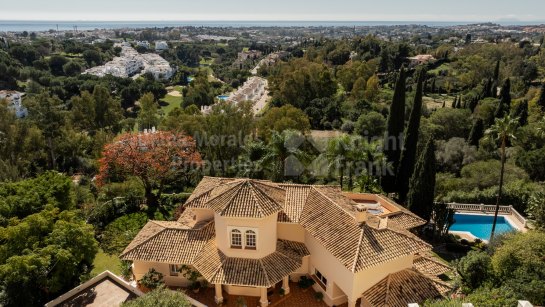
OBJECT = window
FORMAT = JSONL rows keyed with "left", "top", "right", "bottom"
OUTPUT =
{"left": 245, "top": 230, "right": 256, "bottom": 250}
{"left": 169, "top": 264, "right": 179, "bottom": 276}
{"left": 315, "top": 269, "right": 327, "bottom": 286}
{"left": 230, "top": 229, "right": 242, "bottom": 248}
{"left": 228, "top": 227, "right": 258, "bottom": 250}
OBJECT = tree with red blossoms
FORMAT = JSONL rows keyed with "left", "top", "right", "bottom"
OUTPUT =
{"left": 96, "top": 131, "right": 202, "bottom": 211}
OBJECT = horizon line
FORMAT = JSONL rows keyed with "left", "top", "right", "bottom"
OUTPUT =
{"left": 1, "top": 19, "right": 545, "bottom": 24}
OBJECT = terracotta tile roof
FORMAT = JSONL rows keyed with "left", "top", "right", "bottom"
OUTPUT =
{"left": 361, "top": 269, "right": 452, "bottom": 307}
{"left": 124, "top": 177, "right": 431, "bottom": 276}
{"left": 413, "top": 254, "right": 452, "bottom": 277}
{"left": 377, "top": 195, "right": 427, "bottom": 229}
{"left": 120, "top": 221, "right": 214, "bottom": 263}
{"left": 194, "top": 240, "right": 309, "bottom": 288}
{"left": 354, "top": 226, "right": 431, "bottom": 271}
{"left": 299, "top": 187, "right": 430, "bottom": 272}
{"left": 277, "top": 184, "right": 312, "bottom": 222}
{"left": 188, "top": 178, "right": 285, "bottom": 218}
{"left": 387, "top": 212, "right": 426, "bottom": 229}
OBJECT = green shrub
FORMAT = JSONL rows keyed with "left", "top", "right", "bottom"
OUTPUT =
{"left": 100, "top": 213, "right": 148, "bottom": 255}
{"left": 122, "top": 286, "right": 191, "bottom": 307}
{"left": 456, "top": 251, "right": 493, "bottom": 292}
{"left": 298, "top": 276, "right": 315, "bottom": 289}
{"left": 139, "top": 269, "right": 164, "bottom": 290}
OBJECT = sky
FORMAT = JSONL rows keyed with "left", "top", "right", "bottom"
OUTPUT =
{"left": 2, "top": 0, "right": 545, "bottom": 22}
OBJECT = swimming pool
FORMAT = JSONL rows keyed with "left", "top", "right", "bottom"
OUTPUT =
{"left": 217, "top": 95, "right": 230, "bottom": 101}
{"left": 450, "top": 213, "right": 516, "bottom": 241}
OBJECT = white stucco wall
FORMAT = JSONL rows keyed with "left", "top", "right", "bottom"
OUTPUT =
{"left": 224, "top": 285, "right": 262, "bottom": 296}
{"left": 352, "top": 254, "right": 414, "bottom": 298}
{"left": 133, "top": 260, "right": 204, "bottom": 287}
{"left": 215, "top": 213, "right": 278, "bottom": 259}
{"left": 277, "top": 222, "right": 306, "bottom": 242}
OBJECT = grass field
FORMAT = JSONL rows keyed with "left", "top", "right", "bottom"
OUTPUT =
{"left": 91, "top": 248, "right": 122, "bottom": 277}
{"left": 160, "top": 94, "right": 183, "bottom": 115}
{"left": 199, "top": 57, "right": 215, "bottom": 66}
{"left": 428, "top": 63, "right": 452, "bottom": 76}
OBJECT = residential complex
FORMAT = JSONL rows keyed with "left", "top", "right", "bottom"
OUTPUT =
{"left": 122, "top": 177, "right": 452, "bottom": 307}
{"left": 83, "top": 44, "right": 175, "bottom": 80}
{"left": 0, "top": 90, "right": 28, "bottom": 118}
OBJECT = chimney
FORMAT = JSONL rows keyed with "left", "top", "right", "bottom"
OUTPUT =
{"left": 354, "top": 204, "right": 368, "bottom": 224}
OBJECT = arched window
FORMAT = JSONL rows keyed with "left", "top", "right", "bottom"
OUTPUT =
{"left": 245, "top": 230, "right": 256, "bottom": 250}
{"left": 230, "top": 229, "right": 242, "bottom": 248}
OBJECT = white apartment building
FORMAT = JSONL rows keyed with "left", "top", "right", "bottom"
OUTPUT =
{"left": 83, "top": 46, "right": 174, "bottom": 80}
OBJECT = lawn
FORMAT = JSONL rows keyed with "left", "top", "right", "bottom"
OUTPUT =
{"left": 160, "top": 94, "right": 183, "bottom": 115}
{"left": 428, "top": 63, "right": 452, "bottom": 76}
{"left": 91, "top": 248, "right": 122, "bottom": 277}
{"left": 199, "top": 57, "right": 215, "bottom": 66}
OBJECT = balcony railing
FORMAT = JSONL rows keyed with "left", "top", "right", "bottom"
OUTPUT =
{"left": 445, "top": 202, "right": 527, "bottom": 227}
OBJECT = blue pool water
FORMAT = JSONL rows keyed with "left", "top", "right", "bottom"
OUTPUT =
{"left": 217, "top": 95, "right": 230, "bottom": 101}
{"left": 450, "top": 213, "right": 516, "bottom": 241}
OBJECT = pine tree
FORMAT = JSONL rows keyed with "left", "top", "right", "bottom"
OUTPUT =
{"left": 382, "top": 66, "right": 406, "bottom": 192}
{"left": 468, "top": 118, "right": 484, "bottom": 147}
{"left": 407, "top": 137, "right": 436, "bottom": 221}
{"left": 495, "top": 78, "right": 511, "bottom": 119}
{"left": 396, "top": 71, "right": 424, "bottom": 203}
{"left": 512, "top": 100, "right": 529, "bottom": 127}
{"left": 538, "top": 83, "right": 545, "bottom": 112}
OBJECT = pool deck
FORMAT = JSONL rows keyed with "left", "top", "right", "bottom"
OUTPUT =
{"left": 449, "top": 211, "right": 527, "bottom": 243}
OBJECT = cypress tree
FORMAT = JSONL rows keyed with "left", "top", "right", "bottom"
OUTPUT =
{"left": 451, "top": 96, "right": 457, "bottom": 109}
{"left": 481, "top": 78, "right": 492, "bottom": 99}
{"left": 537, "top": 83, "right": 545, "bottom": 112}
{"left": 441, "top": 101, "right": 445, "bottom": 108}
{"left": 382, "top": 66, "right": 407, "bottom": 192}
{"left": 512, "top": 100, "right": 529, "bottom": 127}
{"left": 491, "top": 80, "right": 498, "bottom": 98}
{"left": 468, "top": 118, "right": 484, "bottom": 147}
{"left": 493, "top": 60, "right": 500, "bottom": 81}
{"left": 495, "top": 78, "right": 511, "bottom": 119}
{"left": 407, "top": 137, "right": 436, "bottom": 221}
{"left": 468, "top": 97, "right": 478, "bottom": 113}
{"left": 396, "top": 70, "right": 424, "bottom": 203}
{"left": 431, "top": 78, "right": 436, "bottom": 93}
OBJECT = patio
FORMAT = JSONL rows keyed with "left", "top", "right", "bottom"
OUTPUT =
{"left": 183, "top": 281, "right": 352, "bottom": 307}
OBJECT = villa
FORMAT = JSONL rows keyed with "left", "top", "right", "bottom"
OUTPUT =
{"left": 121, "top": 177, "right": 452, "bottom": 307}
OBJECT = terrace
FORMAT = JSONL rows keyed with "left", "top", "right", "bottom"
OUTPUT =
{"left": 183, "top": 281, "right": 351, "bottom": 307}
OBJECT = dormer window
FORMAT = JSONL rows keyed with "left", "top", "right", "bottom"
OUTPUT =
{"left": 228, "top": 227, "right": 258, "bottom": 250}
{"left": 230, "top": 229, "right": 242, "bottom": 249}
{"left": 245, "top": 230, "right": 256, "bottom": 250}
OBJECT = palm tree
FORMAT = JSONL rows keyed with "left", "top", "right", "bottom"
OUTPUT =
{"left": 485, "top": 115, "right": 519, "bottom": 240}
{"left": 326, "top": 135, "right": 351, "bottom": 189}
{"left": 260, "top": 130, "right": 311, "bottom": 182}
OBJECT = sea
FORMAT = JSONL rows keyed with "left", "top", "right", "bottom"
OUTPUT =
{"left": 1, "top": 20, "right": 543, "bottom": 32}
